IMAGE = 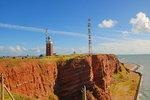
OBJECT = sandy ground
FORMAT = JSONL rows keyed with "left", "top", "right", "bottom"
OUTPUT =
{"left": 124, "top": 63, "right": 137, "bottom": 70}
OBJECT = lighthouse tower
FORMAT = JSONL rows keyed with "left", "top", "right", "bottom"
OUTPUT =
{"left": 45, "top": 29, "right": 53, "bottom": 56}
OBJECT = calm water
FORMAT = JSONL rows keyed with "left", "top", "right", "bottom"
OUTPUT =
{"left": 118, "top": 54, "right": 150, "bottom": 100}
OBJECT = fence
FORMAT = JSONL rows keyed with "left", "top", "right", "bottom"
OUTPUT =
{"left": 0, "top": 73, "right": 15, "bottom": 100}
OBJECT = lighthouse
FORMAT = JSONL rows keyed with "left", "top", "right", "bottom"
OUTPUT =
{"left": 45, "top": 29, "right": 53, "bottom": 56}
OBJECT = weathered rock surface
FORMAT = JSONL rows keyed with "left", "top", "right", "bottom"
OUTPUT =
{"left": 0, "top": 59, "right": 57, "bottom": 99}
{"left": 0, "top": 54, "right": 121, "bottom": 100}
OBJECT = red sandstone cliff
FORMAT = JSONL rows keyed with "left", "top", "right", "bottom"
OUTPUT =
{"left": 0, "top": 54, "right": 122, "bottom": 100}
{"left": 0, "top": 59, "right": 58, "bottom": 99}
{"left": 55, "top": 54, "right": 121, "bottom": 100}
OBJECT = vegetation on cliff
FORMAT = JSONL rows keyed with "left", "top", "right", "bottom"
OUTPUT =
{"left": 0, "top": 54, "right": 141, "bottom": 100}
{"left": 109, "top": 63, "right": 141, "bottom": 100}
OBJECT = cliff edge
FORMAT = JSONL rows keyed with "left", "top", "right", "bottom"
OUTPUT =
{"left": 0, "top": 54, "right": 140, "bottom": 100}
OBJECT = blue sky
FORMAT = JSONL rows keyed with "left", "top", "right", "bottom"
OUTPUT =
{"left": 0, "top": 0, "right": 150, "bottom": 56}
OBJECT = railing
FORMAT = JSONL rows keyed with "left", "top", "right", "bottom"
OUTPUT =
{"left": 81, "top": 85, "right": 87, "bottom": 100}
{"left": 0, "top": 73, "right": 15, "bottom": 100}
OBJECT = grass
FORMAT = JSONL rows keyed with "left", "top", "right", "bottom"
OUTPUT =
{"left": 4, "top": 93, "right": 31, "bottom": 100}
{"left": 109, "top": 63, "right": 140, "bottom": 100}
{"left": 48, "top": 92, "right": 58, "bottom": 100}
{"left": 40, "top": 54, "right": 86, "bottom": 61}
{"left": 0, "top": 59, "right": 39, "bottom": 68}
{"left": 0, "top": 54, "right": 87, "bottom": 68}
{"left": 0, "top": 86, "right": 31, "bottom": 100}
{"left": 0, "top": 82, "right": 58, "bottom": 100}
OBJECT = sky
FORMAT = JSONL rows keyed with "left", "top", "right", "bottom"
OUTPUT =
{"left": 0, "top": 0, "right": 150, "bottom": 56}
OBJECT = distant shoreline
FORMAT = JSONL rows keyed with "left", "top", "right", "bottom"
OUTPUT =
{"left": 123, "top": 63, "right": 142, "bottom": 71}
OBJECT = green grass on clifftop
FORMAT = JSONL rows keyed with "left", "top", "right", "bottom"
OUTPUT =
{"left": 0, "top": 54, "right": 87, "bottom": 68}
{"left": 109, "top": 63, "right": 140, "bottom": 100}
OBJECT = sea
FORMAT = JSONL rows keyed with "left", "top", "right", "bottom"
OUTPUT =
{"left": 118, "top": 54, "right": 150, "bottom": 100}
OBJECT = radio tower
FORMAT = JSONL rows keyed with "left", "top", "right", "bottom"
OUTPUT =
{"left": 88, "top": 18, "right": 92, "bottom": 55}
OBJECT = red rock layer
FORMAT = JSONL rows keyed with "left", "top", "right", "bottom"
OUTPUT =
{"left": 55, "top": 56, "right": 92, "bottom": 100}
{"left": 55, "top": 54, "right": 120, "bottom": 100}
{"left": 0, "top": 54, "right": 121, "bottom": 100}
{"left": 0, "top": 59, "right": 57, "bottom": 99}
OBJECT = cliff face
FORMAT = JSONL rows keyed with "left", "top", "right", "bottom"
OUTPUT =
{"left": 0, "top": 54, "right": 121, "bottom": 100}
{"left": 90, "top": 55, "right": 120, "bottom": 100}
{"left": 0, "top": 59, "right": 58, "bottom": 99}
{"left": 55, "top": 56, "right": 92, "bottom": 100}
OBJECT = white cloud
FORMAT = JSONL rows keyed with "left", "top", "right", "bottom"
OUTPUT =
{"left": 0, "top": 22, "right": 86, "bottom": 38}
{"left": 0, "top": 23, "right": 44, "bottom": 33}
{"left": 9, "top": 45, "right": 27, "bottom": 53}
{"left": 0, "top": 45, "right": 45, "bottom": 56}
{"left": 0, "top": 46, "right": 4, "bottom": 51}
{"left": 121, "top": 30, "right": 131, "bottom": 38}
{"left": 55, "top": 39, "right": 150, "bottom": 54}
{"left": 0, "top": 22, "right": 119, "bottom": 42}
{"left": 130, "top": 12, "right": 150, "bottom": 33}
{"left": 99, "top": 19, "right": 117, "bottom": 28}
{"left": 56, "top": 39, "right": 150, "bottom": 54}
{"left": 30, "top": 46, "right": 45, "bottom": 54}
{"left": 96, "top": 39, "right": 150, "bottom": 54}
{"left": 1, "top": 39, "right": 150, "bottom": 55}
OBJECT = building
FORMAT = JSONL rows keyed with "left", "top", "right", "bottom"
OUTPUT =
{"left": 46, "top": 35, "right": 53, "bottom": 56}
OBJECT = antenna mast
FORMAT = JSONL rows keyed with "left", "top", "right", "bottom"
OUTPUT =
{"left": 45, "top": 28, "right": 48, "bottom": 42}
{"left": 88, "top": 18, "right": 92, "bottom": 55}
